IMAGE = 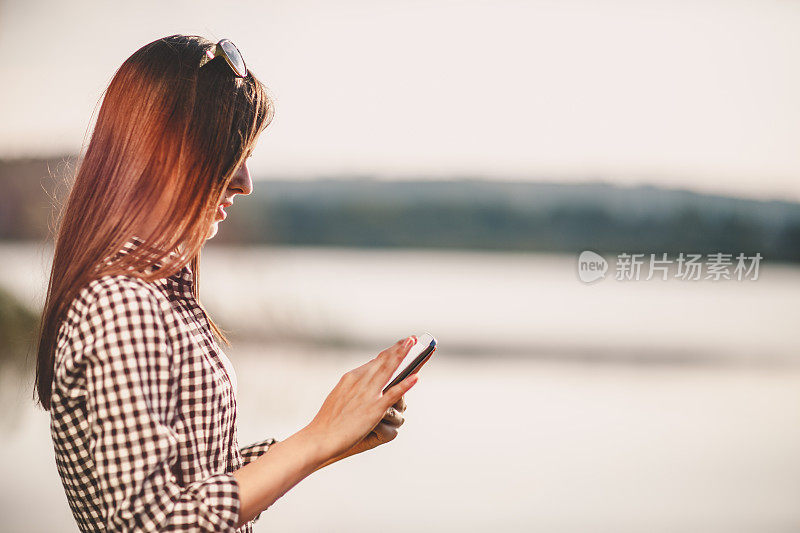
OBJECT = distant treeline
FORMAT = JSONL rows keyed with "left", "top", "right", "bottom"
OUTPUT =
{"left": 3, "top": 156, "right": 800, "bottom": 261}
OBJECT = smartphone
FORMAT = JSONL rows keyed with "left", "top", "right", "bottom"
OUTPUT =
{"left": 383, "top": 333, "right": 438, "bottom": 393}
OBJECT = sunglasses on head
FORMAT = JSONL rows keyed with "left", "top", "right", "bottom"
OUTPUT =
{"left": 199, "top": 39, "right": 248, "bottom": 78}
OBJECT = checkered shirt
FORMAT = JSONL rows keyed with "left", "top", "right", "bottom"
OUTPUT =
{"left": 49, "top": 239, "right": 276, "bottom": 532}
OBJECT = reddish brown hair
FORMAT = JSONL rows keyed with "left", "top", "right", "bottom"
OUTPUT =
{"left": 34, "top": 35, "right": 274, "bottom": 410}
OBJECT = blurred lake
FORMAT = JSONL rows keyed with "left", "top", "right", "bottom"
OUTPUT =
{"left": 1, "top": 242, "right": 799, "bottom": 532}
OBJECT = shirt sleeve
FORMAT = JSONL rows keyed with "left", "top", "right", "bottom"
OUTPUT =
{"left": 82, "top": 280, "right": 242, "bottom": 532}
{"left": 239, "top": 437, "right": 278, "bottom": 466}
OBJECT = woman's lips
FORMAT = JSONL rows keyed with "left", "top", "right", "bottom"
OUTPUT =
{"left": 216, "top": 204, "right": 227, "bottom": 220}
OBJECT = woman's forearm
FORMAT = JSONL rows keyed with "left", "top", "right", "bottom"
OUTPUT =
{"left": 233, "top": 426, "right": 329, "bottom": 527}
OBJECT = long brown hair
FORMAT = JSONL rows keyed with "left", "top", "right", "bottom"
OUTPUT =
{"left": 34, "top": 35, "right": 274, "bottom": 410}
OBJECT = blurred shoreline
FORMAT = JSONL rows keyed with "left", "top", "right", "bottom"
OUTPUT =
{"left": 3, "top": 156, "right": 800, "bottom": 261}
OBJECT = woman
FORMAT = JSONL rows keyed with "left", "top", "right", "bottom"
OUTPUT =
{"left": 34, "top": 35, "right": 419, "bottom": 532}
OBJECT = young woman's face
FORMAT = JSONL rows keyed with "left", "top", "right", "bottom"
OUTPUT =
{"left": 206, "top": 159, "right": 253, "bottom": 240}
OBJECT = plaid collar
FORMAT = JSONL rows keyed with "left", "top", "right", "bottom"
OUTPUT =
{"left": 114, "top": 236, "right": 195, "bottom": 299}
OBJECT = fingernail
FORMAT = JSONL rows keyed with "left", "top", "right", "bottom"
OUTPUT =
{"left": 404, "top": 336, "right": 414, "bottom": 348}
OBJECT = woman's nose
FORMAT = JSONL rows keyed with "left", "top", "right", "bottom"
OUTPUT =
{"left": 228, "top": 161, "right": 253, "bottom": 196}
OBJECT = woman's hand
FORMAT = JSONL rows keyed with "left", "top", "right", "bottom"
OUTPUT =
{"left": 313, "top": 396, "right": 408, "bottom": 471}
{"left": 303, "top": 336, "right": 420, "bottom": 466}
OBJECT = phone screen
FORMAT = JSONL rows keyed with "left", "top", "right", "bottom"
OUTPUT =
{"left": 383, "top": 332, "right": 437, "bottom": 392}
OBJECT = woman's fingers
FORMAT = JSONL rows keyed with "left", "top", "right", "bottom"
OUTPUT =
{"left": 382, "top": 373, "right": 419, "bottom": 410}
{"left": 372, "top": 421, "right": 399, "bottom": 443}
{"left": 340, "top": 342, "right": 396, "bottom": 391}
{"left": 381, "top": 405, "right": 405, "bottom": 427}
{"left": 360, "top": 338, "right": 404, "bottom": 380}
{"left": 369, "top": 335, "right": 416, "bottom": 387}
{"left": 393, "top": 396, "right": 407, "bottom": 413}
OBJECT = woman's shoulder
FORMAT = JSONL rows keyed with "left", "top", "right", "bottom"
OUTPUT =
{"left": 52, "top": 273, "right": 181, "bottom": 399}
{"left": 71, "top": 273, "right": 169, "bottom": 319}
{"left": 57, "top": 273, "right": 173, "bottom": 351}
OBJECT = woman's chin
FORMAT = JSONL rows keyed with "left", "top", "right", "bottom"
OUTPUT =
{"left": 206, "top": 221, "right": 220, "bottom": 240}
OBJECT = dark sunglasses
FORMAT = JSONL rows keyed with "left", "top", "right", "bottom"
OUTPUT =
{"left": 199, "top": 39, "right": 248, "bottom": 78}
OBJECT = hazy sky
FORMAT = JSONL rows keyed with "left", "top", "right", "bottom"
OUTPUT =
{"left": 1, "top": 0, "right": 799, "bottom": 200}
